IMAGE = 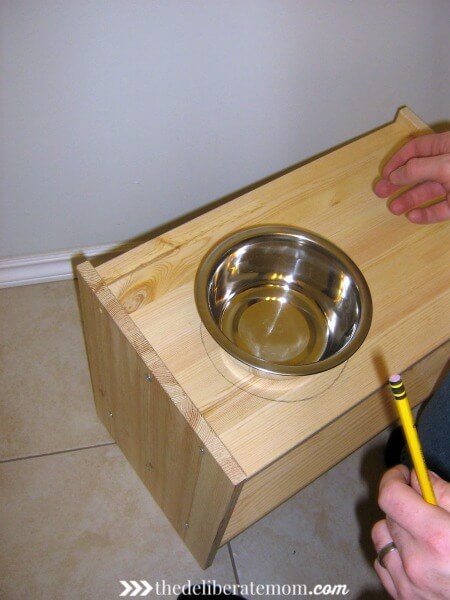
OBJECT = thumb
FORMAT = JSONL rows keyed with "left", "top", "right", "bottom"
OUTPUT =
{"left": 411, "top": 469, "right": 450, "bottom": 510}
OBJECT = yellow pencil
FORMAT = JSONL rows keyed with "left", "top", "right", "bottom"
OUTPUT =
{"left": 389, "top": 374, "right": 437, "bottom": 505}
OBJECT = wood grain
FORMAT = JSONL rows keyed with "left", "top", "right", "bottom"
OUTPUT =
{"left": 77, "top": 262, "right": 245, "bottom": 567}
{"left": 96, "top": 107, "right": 450, "bottom": 476}
{"left": 80, "top": 107, "right": 449, "bottom": 565}
{"left": 221, "top": 341, "right": 449, "bottom": 543}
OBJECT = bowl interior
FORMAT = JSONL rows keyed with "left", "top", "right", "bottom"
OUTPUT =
{"left": 195, "top": 227, "right": 372, "bottom": 376}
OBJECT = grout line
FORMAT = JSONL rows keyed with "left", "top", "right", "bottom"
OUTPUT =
{"left": 0, "top": 441, "right": 116, "bottom": 464}
{"left": 227, "top": 542, "right": 241, "bottom": 587}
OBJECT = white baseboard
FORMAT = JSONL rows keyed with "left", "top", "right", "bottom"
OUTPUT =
{"left": 0, "top": 242, "right": 137, "bottom": 288}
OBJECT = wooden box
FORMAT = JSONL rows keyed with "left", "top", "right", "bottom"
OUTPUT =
{"left": 78, "top": 107, "right": 449, "bottom": 568}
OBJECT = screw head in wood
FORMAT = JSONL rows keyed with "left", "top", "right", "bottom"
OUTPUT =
{"left": 108, "top": 411, "right": 113, "bottom": 418}
{"left": 144, "top": 373, "right": 153, "bottom": 382}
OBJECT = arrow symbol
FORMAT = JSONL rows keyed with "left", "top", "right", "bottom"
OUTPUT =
{"left": 140, "top": 581, "right": 153, "bottom": 596}
{"left": 129, "top": 581, "right": 143, "bottom": 597}
{"left": 120, "top": 581, "right": 133, "bottom": 597}
{"left": 120, "top": 580, "right": 154, "bottom": 597}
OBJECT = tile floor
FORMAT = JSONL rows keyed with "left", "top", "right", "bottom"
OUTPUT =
{"left": 0, "top": 279, "right": 391, "bottom": 599}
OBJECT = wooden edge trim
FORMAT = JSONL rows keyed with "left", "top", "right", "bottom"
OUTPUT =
{"left": 77, "top": 260, "right": 246, "bottom": 486}
{"left": 395, "top": 106, "right": 433, "bottom": 134}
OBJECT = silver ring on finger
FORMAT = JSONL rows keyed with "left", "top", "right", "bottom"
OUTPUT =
{"left": 377, "top": 541, "right": 398, "bottom": 569}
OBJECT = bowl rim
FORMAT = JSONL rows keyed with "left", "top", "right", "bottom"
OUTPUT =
{"left": 194, "top": 225, "right": 373, "bottom": 376}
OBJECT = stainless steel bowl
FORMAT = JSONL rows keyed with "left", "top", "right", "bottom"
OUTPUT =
{"left": 195, "top": 225, "right": 372, "bottom": 377}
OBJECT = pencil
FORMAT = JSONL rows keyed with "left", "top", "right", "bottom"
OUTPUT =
{"left": 389, "top": 374, "right": 437, "bottom": 505}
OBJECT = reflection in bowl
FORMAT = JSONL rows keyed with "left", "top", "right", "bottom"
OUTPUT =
{"left": 195, "top": 226, "right": 372, "bottom": 377}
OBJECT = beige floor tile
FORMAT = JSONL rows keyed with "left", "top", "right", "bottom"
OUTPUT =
{"left": 0, "top": 280, "right": 112, "bottom": 460}
{"left": 0, "top": 278, "right": 400, "bottom": 599}
{"left": 0, "top": 444, "right": 236, "bottom": 600}
{"left": 229, "top": 431, "right": 392, "bottom": 600}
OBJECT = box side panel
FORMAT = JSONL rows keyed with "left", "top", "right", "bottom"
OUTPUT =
{"left": 221, "top": 341, "right": 448, "bottom": 544}
{"left": 77, "top": 262, "right": 245, "bottom": 567}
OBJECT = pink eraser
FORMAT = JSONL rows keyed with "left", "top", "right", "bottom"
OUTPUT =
{"left": 389, "top": 374, "right": 401, "bottom": 383}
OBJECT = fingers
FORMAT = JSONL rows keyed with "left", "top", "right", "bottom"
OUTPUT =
{"left": 388, "top": 155, "right": 450, "bottom": 187}
{"left": 374, "top": 556, "right": 398, "bottom": 598}
{"left": 374, "top": 176, "right": 448, "bottom": 224}
{"left": 373, "top": 132, "right": 450, "bottom": 226}
{"left": 381, "top": 132, "right": 450, "bottom": 179}
{"left": 378, "top": 466, "right": 446, "bottom": 539}
{"left": 372, "top": 519, "right": 402, "bottom": 598}
{"left": 387, "top": 181, "right": 446, "bottom": 214}
{"left": 411, "top": 469, "right": 450, "bottom": 511}
{"left": 373, "top": 178, "right": 400, "bottom": 198}
{"left": 382, "top": 463, "right": 411, "bottom": 486}
{"left": 406, "top": 199, "right": 450, "bottom": 224}
{"left": 378, "top": 466, "right": 425, "bottom": 533}
{"left": 374, "top": 468, "right": 450, "bottom": 598}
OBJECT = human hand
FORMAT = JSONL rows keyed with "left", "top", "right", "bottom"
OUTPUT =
{"left": 373, "top": 132, "right": 450, "bottom": 223}
{"left": 372, "top": 465, "right": 450, "bottom": 599}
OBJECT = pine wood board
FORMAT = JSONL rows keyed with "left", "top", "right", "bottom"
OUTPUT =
{"left": 97, "top": 110, "right": 424, "bottom": 287}
{"left": 95, "top": 107, "right": 450, "bottom": 477}
{"left": 221, "top": 340, "right": 449, "bottom": 543}
{"left": 77, "top": 262, "right": 245, "bottom": 567}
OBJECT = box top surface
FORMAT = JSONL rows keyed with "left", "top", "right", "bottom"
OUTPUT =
{"left": 96, "top": 108, "right": 450, "bottom": 476}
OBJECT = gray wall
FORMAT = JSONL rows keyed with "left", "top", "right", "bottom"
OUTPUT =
{"left": 1, "top": 1, "right": 449, "bottom": 259}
